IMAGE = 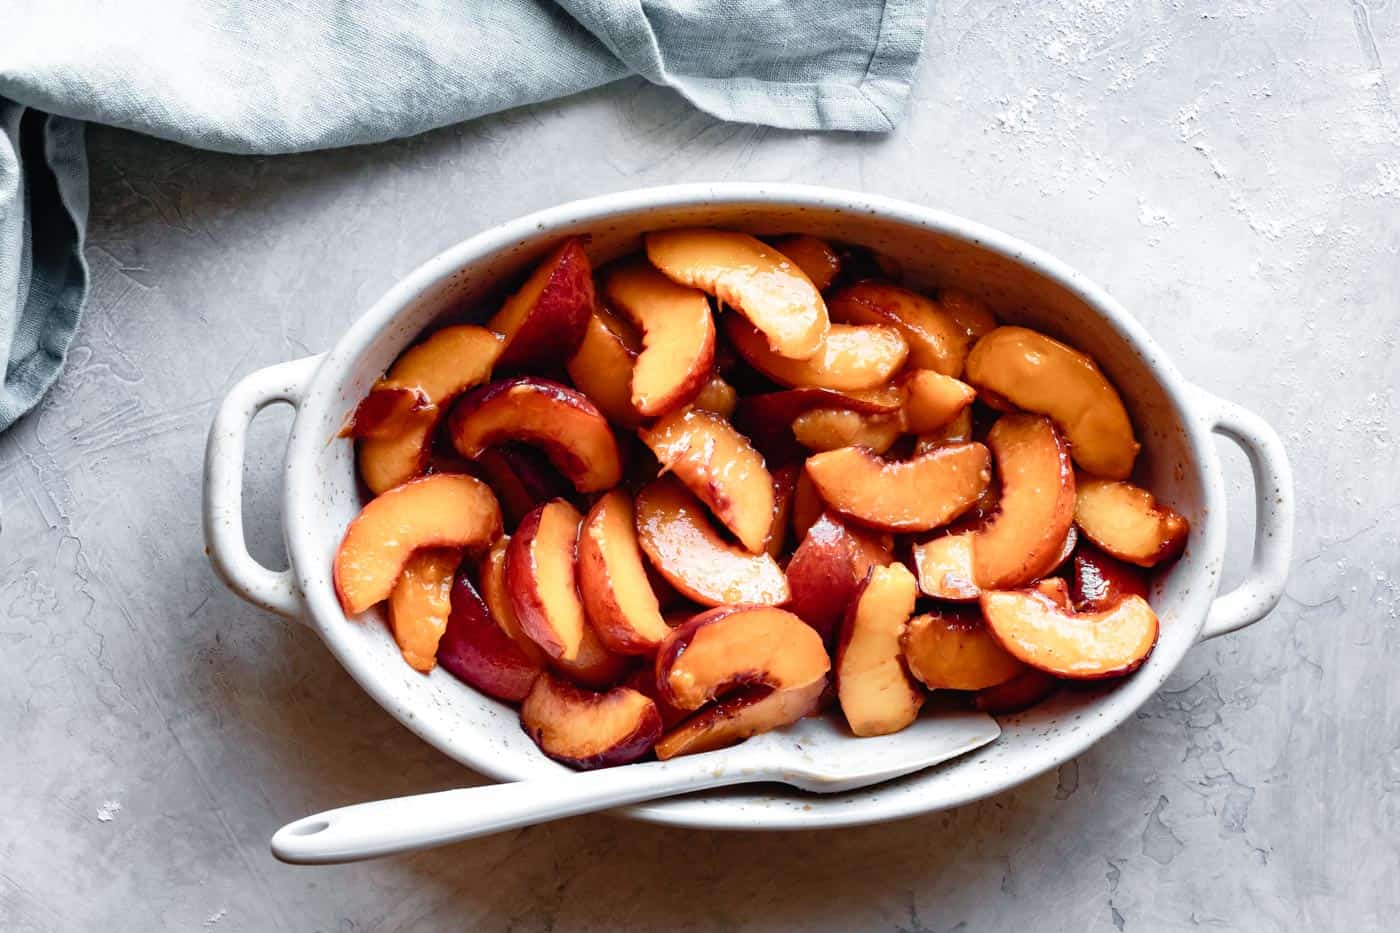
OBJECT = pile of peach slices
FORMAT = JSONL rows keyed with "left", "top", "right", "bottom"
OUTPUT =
{"left": 332, "top": 230, "right": 1189, "bottom": 771}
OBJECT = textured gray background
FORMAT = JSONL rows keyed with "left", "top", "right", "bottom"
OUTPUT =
{"left": 2, "top": 2, "right": 1398, "bottom": 931}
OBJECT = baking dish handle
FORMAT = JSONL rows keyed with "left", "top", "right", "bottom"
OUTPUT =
{"left": 203, "top": 354, "right": 324, "bottom": 619}
{"left": 1190, "top": 386, "right": 1294, "bottom": 641}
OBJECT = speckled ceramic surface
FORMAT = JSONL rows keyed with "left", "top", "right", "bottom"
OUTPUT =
{"left": 205, "top": 184, "right": 1292, "bottom": 831}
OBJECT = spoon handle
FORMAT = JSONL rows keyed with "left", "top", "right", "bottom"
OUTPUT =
{"left": 271, "top": 757, "right": 754, "bottom": 863}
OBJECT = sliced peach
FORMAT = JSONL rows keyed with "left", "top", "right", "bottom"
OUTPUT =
{"left": 938, "top": 290, "right": 998, "bottom": 341}
{"left": 505, "top": 500, "right": 587, "bottom": 661}
{"left": 972, "top": 414, "right": 1076, "bottom": 589}
{"left": 1074, "top": 476, "right": 1189, "bottom": 566}
{"left": 478, "top": 537, "right": 546, "bottom": 663}
{"left": 566, "top": 306, "right": 642, "bottom": 428}
{"left": 790, "top": 468, "right": 823, "bottom": 543}
{"left": 901, "top": 607, "right": 1026, "bottom": 691}
{"left": 645, "top": 228, "right": 829, "bottom": 360}
{"left": 449, "top": 377, "right": 622, "bottom": 493}
{"left": 341, "top": 385, "right": 433, "bottom": 440}
{"left": 1071, "top": 542, "right": 1150, "bottom": 611}
{"left": 578, "top": 491, "right": 670, "bottom": 655}
{"left": 654, "top": 679, "right": 826, "bottom": 760}
{"left": 981, "top": 589, "right": 1159, "bottom": 680}
{"left": 484, "top": 535, "right": 622, "bottom": 688}
{"left": 602, "top": 260, "right": 716, "bottom": 417}
{"left": 735, "top": 384, "right": 903, "bottom": 462}
{"left": 654, "top": 605, "right": 830, "bottom": 711}
{"left": 835, "top": 563, "right": 923, "bottom": 736}
{"left": 911, "top": 533, "right": 979, "bottom": 602}
{"left": 638, "top": 409, "right": 774, "bottom": 554}
{"left": 488, "top": 238, "right": 594, "bottom": 370}
{"left": 804, "top": 444, "right": 992, "bottom": 533}
{"left": 725, "top": 316, "right": 908, "bottom": 392}
{"left": 472, "top": 444, "right": 570, "bottom": 530}
{"left": 973, "top": 667, "right": 1059, "bottom": 715}
{"left": 827, "top": 282, "right": 969, "bottom": 376}
{"left": 901, "top": 370, "right": 976, "bottom": 434}
{"left": 772, "top": 235, "right": 841, "bottom": 291}
{"left": 437, "top": 571, "right": 542, "bottom": 703}
{"left": 785, "top": 513, "right": 893, "bottom": 641}
{"left": 334, "top": 474, "right": 502, "bottom": 615}
{"left": 622, "top": 667, "right": 689, "bottom": 730}
{"left": 387, "top": 548, "right": 461, "bottom": 672}
{"left": 791, "top": 408, "right": 903, "bottom": 455}
{"left": 965, "top": 326, "right": 1139, "bottom": 479}
{"left": 765, "top": 465, "right": 800, "bottom": 560}
{"left": 548, "top": 622, "right": 630, "bottom": 690}
{"left": 358, "top": 326, "right": 503, "bottom": 494}
{"left": 634, "top": 476, "right": 789, "bottom": 607}
{"left": 690, "top": 375, "right": 737, "bottom": 418}
{"left": 914, "top": 408, "right": 974, "bottom": 453}
{"left": 520, "top": 673, "right": 661, "bottom": 770}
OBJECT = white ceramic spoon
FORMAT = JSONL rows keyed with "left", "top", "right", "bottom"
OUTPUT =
{"left": 271, "top": 711, "right": 1000, "bottom": 864}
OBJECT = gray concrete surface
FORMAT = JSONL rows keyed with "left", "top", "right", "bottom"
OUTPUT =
{"left": 2, "top": 2, "right": 1398, "bottom": 930}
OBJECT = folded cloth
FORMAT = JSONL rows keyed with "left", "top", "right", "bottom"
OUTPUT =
{"left": 0, "top": 0, "right": 928, "bottom": 431}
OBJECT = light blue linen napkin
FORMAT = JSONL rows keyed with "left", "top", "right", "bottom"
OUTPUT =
{"left": 0, "top": 0, "right": 928, "bottom": 431}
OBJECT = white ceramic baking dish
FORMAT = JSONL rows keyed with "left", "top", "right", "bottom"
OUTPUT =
{"left": 203, "top": 184, "right": 1293, "bottom": 831}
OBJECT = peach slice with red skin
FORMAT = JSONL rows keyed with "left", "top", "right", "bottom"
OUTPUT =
{"left": 913, "top": 526, "right": 1076, "bottom": 602}
{"left": 972, "top": 414, "right": 1077, "bottom": 589}
{"left": 358, "top": 325, "right": 503, "bottom": 495}
{"left": 485, "top": 534, "right": 623, "bottom": 688}
{"left": 772, "top": 235, "right": 841, "bottom": 291}
{"left": 638, "top": 408, "right": 774, "bottom": 554}
{"left": 505, "top": 499, "right": 588, "bottom": 661}
{"left": 602, "top": 261, "right": 716, "bottom": 417}
{"left": 654, "top": 605, "right": 830, "bottom": 711}
{"left": 655, "top": 678, "right": 826, "bottom": 760}
{"left": 449, "top": 377, "right": 622, "bottom": 493}
{"left": 835, "top": 563, "right": 923, "bottom": 737}
{"left": 965, "top": 326, "right": 1139, "bottom": 479}
{"left": 645, "top": 228, "right": 829, "bottom": 360}
{"left": 387, "top": 548, "right": 461, "bottom": 672}
{"left": 785, "top": 512, "right": 892, "bottom": 642}
{"left": 334, "top": 474, "right": 502, "bottom": 616}
{"left": 566, "top": 306, "right": 642, "bottom": 428}
{"left": 472, "top": 444, "right": 571, "bottom": 531}
{"left": 973, "top": 667, "right": 1059, "bottom": 715}
{"left": 981, "top": 588, "right": 1159, "bottom": 680}
{"left": 488, "top": 238, "right": 594, "bottom": 371}
{"left": 804, "top": 443, "right": 992, "bottom": 533}
{"left": 436, "top": 571, "right": 542, "bottom": 703}
{"left": 478, "top": 537, "right": 546, "bottom": 664}
{"left": 725, "top": 316, "right": 908, "bottom": 392}
{"left": 342, "top": 385, "right": 432, "bottom": 440}
{"left": 1074, "top": 476, "right": 1189, "bottom": 566}
{"left": 519, "top": 674, "right": 661, "bottom": 770}
{"left": 1071, "top": 542, "right": 1149, "bottom": 611}
{"left": 634, "top": 476, "right": 790, "bottom": 607}
{"left": 901, "top": 370, "right": 976, "bottom": 434}
{"left": 622, "top": 667, "right": 689, "bottom": 730}
{"left": 901, "top": 606, "right": 1026, "bottom": 691}
{"left": 827, "top": 282, "right": 971, "bottom": 376}
{"left": 578, "top": 491, "right": 670, "bottom": 655}
{"left": 791, "top": 408, "right": 903, "bottom": 455}
{"left": 735, "top": 384, "right": 903, "bottom": 462}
